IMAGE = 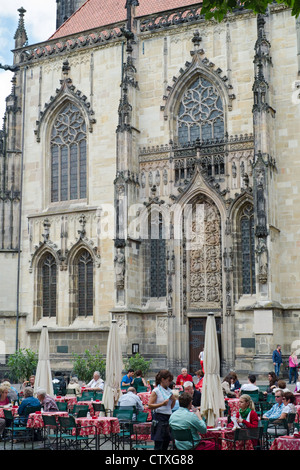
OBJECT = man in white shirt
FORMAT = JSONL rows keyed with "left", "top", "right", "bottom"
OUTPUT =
{"left": 86, "top": 371, "right": 104, "bottom": 391}
{"left": 117, "top": 387, "right": 144, "bottom": 420}
{"left": 239, "top": 374, "right": 259, "bottom": 395}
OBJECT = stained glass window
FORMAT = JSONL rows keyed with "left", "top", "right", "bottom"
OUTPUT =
{"left": 150, "top": 213, "right": 166, "bottom": 298}
{"left": 50, "top": 103, "right": 87, "bottom": 202}
{"left": 241, "top": 206, "right": 256, "bottom": 295}
{"left": 42, "top": 253, "right": 57, "bottom": 317}
{"left": 78, "top": 250, "right": 93, "bottom": 317}
{"left": 177, "top": 77, "right": 224, "bottom": 145}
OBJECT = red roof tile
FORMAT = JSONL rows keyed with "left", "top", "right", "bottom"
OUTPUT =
{"left": 50, "top": 0, "right": 202, "bottom": 39}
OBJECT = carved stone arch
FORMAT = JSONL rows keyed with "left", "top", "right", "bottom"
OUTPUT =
{"left": 34, "top": 67, "right": 96, "bottom": 143}
{"left": 162, "top": 50, "right": 235, "bottom": 144}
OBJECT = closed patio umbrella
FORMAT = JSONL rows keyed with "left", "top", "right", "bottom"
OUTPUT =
{"left": 201, "top": 312, "right": 225, "bottom": 426}
{"left": 102, "top": 320, "right": 123, "bottom": 414}
{"left": 34, "top": 325, "right": 54, "bottom": 396}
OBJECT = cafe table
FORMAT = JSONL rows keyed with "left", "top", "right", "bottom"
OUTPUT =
{"left": 74, "top": 416, "right": 120, "bottom": 449}
{"left": 270, "top": 434, "right": 300, "bottom": 450}
{"left": 202, "top": 426, "right": 254, "bottom": 451}
{"left": 26, "top": 411, "right": 69, "bottom": 429}
{"left": 55, "top": 396, "right": 78, "bottom": 411}
{"left": 0, "top": 406, "right": 18, "bottom": 419}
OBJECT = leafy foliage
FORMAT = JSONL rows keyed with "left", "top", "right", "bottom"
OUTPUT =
{"left": 123, "top": 353, "right": 153, "bottom": 378}
{"left": 7, "top": 348, "right": 38, "bottom": 383}
{"left": 71, "top": 346, "right": 106, "bottom": 382}
{"left": 200, "top": 0, "right": 300, "bottom": 21}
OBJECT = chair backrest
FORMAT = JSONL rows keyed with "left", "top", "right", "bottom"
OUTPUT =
{"left": 42, "top": 414, "right": 58, "bottom": 426}
{"left": 266, "top": 394, "right": 276, "bottom": 403}
{"left": 245, "top": 391, "right": 259, "bottom": 402}
{"left": 234, "top": 426, "right": 263, "bottom": 443}
{"left": 136, "top": 386, "right": 148, "bottom": 393}
{"left": 287, "top": 413, "right": 296, "bottom": 424}
{"left": 3, "top": 409, "right": 14, "bottom": 421}
{"left": 92, "top": 403, "right": 105, "bottom": 412}
{"left": 135, "top": 412, "right": 148, "bottom": 423}
{"left": 170, "top": 426, "right": 196, "bottom": 448}
{"left": 93, "top": 392, "right": 103, "bottom": 401}
{"left": 73, "top": 404, "right": 89, "bottom": 416}
{"left": 24, "top": 405, "right": 42, "bottom": 417}
{"left": 80, "top": 391, "right": 94, "bottom": 401}
{"left": 56, "top": 401, "right": 68, "bottom": 411}
{"left": 113, "top": 408, "right": 134, "bottom": 421}
{"left": 58, "top": 415, "right": 76, "bottom": 429}
{"left": 66, "top": 388, "right": 77, "bottom": 395}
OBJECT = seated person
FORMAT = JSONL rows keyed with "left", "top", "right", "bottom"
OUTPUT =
{"left": 272, "top": 380, "right": 289, "bottom": 394}
{"left": 132, "top": 369, "right": 147, "bottom": 391}
{"left": 36, "top": 389, "right": 59, "bottom": 412}
{"left": 1, "top": 380, "right": 18, "bottom": 403}
{"left": 17, "top": 387, "right": 40, "bottom": 424}
{"left": 66, "top": 376, "right": 81, "bottom": 396}
{"left": 266, "top": 391, "right": 297, "bottom": 436}
{"left": 175, "top": 368, "right": 193, "bottom": 386}
{"left": 221, "top": 375, "right": 236, "bottom": 398}
{"left": 121, "top": 369, "right": 134, "bottom": 387}
{"left": 84, "top": 371, "right": 104, "bottom": 391}
{"left": 0, "top": 384, "right": 10, "bottom": 406}
{"left": 21, "top": 375, "right": 35, "bottom": 393}
{"left": 52, "top": 372, "right": 67, "bottom": 395}
{"left": 239, "top": 374, "right": 259, "bottom": 395}
{"left": 169, "top": 392, "right": 215, "bottom": 450}
{"left": 195, "top": 370, "right": 204, "bottom": 390}
{"left": 117, "top": 387, "right": 144, "bottom": 420}
{"left": 229, "top": 372, "right": 241, "bottom": 391}
{"left": 228, "top": 394, "right": 259, "bottom": 428}
{"left": 263, "top": 390, "right": 285, "bottom": 420}
{"left": 183, "top": 381, "right": 201, "bottom": 408}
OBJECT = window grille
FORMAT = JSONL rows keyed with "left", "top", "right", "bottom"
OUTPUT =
{"left": 241, "top": 207, "right": 256, "bottom": 295}
{"left": 177, "top": 77, "right": 224, "bottom": 145}
{"left": 78, "top": 250, "right": 93, "bottom": 316}
{"left": 50, "top": 103, "right": 87, "bottom": 202}
{"left": 42, "top": 253, "right": 57, "bottom": 317}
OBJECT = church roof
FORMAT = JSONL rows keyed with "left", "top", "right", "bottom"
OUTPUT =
{"left": 50, "top": 0, "right": 203, "bottom": 39}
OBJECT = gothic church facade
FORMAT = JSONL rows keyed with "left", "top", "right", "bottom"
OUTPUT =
{"left": 0, "top": 0, "right": 300, "bottom": 376}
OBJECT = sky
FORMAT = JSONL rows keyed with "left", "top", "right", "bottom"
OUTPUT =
{"left": 0, "top": 1, "right": 57, "bottom": 121}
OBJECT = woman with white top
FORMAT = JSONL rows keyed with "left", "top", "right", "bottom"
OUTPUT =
{"left": 148, "top": 369, "right": 176, "bottom": 450}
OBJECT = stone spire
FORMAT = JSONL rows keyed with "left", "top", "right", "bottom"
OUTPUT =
{"left": 14, "top": 7, "right": 28, "bottom": 49}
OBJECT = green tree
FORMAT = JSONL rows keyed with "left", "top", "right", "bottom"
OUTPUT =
{"left": 71, "top": 347, "right": 106, "bottom": 383}
{"left": 201, "top": 0, "right": 300, "bottom": 21}
{"left": 123, "top": 353, "right": 153, "bottom": 378}
{"left": 7, "top": 348, "right": 38, "bottom": 383}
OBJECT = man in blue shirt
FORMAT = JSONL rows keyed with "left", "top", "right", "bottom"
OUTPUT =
{"left": 263, "top": 390, "right": 285, "bottom": 420}
{"left": 272, "top": 345, "right": 283, "bottom": 377}
{"left": 169, "top": 392, "right": 215, "bottom": 450}
{"left": 17, "top": 387, "right": 40, "bottom": 424}
{"left": 121, "top": 369, "right": 134, "bottom": 387}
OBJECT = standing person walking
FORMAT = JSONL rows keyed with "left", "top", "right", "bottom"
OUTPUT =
{"left": 272, "top": 345, "right": 283, "bottom": 378}
{"left": 288, "top": 351, "right": 298, "bottom": 384}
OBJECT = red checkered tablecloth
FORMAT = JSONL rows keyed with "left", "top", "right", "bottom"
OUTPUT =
{"left": 270, "top": 435, "right": 300, "bottom": 450}
{"left": 26, "top": 411, "right": 69, "bottom": 428}
{"left": 0, "top": 407, "right": 18, "bottom": 419}
{"left": 74, "top": 417, "right": 120, "bottom": 436}
{"left": 202, "top": 428, "right": 254, "bottom": 451}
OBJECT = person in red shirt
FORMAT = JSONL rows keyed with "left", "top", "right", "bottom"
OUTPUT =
{"left": 175, "top": 368, "right": 193, "bottom": 386}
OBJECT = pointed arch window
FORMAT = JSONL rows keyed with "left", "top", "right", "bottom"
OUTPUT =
{"left": 42, "top": 253, "right": 57, "bottom": 317}
{"left": 77, "top": 249, "right": 93, "bottom": 317}
{"left": 177, "top": 77, "right": 224, "bottom": 145}
{"left": 149, "top": 211, "right": 166, "bottom": 298}
{"left": 240, "top": 205, "right": 256, "bottom": 295}
{"left": 50, "top": 102, "right": 87, "bottom": 202}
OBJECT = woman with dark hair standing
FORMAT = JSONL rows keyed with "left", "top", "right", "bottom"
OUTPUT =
{"left": 148, "top": 369, "right": 176, "bottom": 450}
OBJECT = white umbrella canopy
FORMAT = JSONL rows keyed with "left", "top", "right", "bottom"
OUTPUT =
{"left": 34, "top": 326, "right": 54, "bottom": 396}
{"left": 102, "top": 320, "right": 124, "bottom": 414}
{"left": 201, "top": 313, "right": 225, "bottom": 427}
